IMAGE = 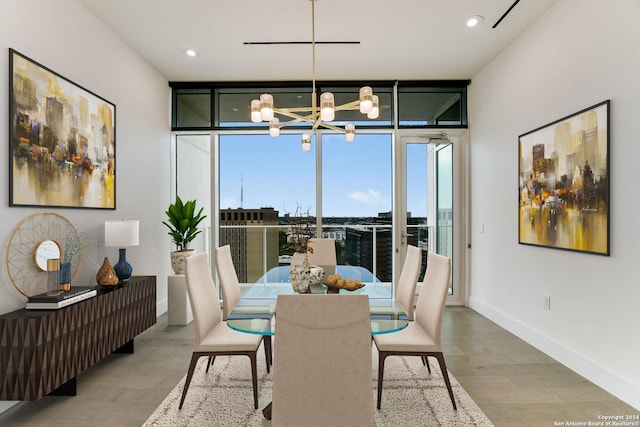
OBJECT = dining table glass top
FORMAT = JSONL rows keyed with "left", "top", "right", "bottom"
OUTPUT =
{"left": 226, "top": 281, "right": 409, "bottom": 336}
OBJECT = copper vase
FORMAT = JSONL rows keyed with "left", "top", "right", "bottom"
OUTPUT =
{"left": 97, "top": 257, "right": 119, "bottom": 286}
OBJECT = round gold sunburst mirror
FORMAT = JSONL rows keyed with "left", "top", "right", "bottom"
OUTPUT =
{"left": 6, "top": 212, "right": 81, "bottom": 297}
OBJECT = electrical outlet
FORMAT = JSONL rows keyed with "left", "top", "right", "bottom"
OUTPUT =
{"left": 543, "top": 295, "right": 551, "bottom": 310}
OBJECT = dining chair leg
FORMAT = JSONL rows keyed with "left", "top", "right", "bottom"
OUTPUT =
{"left": 433, "top": 352, "right": 456, "bottom": 410}
{"left": 263, "top": 336, "right": 272, "bottom": 371}
{"left": 179, "top": 353, "right": 201, "bottom": 409}
{"left": 206, "top": 355, "right": 216, "bottom": 373}
{"left": 248, "top": 352, "right": 259, "bottom": 409}
{"left": 377, "top": 351, "right": 389, "bottom": 410}
{"left": 422, "top": 356, "right": 431, "bottom": 373}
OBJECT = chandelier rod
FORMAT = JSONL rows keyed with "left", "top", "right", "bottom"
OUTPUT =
{"left": 311, "top": 0, "right": 317, "bottom": 117}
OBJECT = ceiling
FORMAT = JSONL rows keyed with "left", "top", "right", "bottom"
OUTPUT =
{"left": 77, "top": 0, "right": 558, "bottom": 83}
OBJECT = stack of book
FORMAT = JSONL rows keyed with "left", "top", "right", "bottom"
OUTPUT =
{"left": 25, "top": 286, "right": 98, "bottom": 310}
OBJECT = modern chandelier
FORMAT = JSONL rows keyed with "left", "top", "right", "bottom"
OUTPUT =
{"left": 249, "top": 0, "right": 380, "bottom": 151}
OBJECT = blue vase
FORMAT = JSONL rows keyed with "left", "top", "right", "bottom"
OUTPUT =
{"left": 113, "top": 248, "right": 133, "bottom": 282}
{"left": 59, "top": 262, "right": 72, "bottom": 291}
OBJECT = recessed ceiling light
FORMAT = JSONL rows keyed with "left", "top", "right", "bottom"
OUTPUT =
{"left": 466, "top": 15, "right": 484, "bottom": 27}
{"left": 185, "top": 49, "right": 197, "bottom": 57}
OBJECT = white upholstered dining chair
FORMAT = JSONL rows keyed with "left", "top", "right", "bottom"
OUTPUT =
{"left": 214, "top": 245, "right": 272, "bottom": 367}
{"left": 373, "top": 252, "right": 456, "bottom": 410}
{"left": 179, "top": 252, "right": 266, "bottom": 410}
{"left": 271, "top": 294, "right": 374, "bottom": 426}
{"left": 370, "top": 244, "right": 422, "bottom": 321}
{"left": 394, "top": 244, "right": 422, "bottom": 320}
{"left": 306, "top": 237, "right": 337, "bottom": 267}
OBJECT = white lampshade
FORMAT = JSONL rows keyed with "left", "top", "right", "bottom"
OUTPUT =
{"left": 345, "top": 123, "right": 355, "bottom": 142}
{"left": 359, "top": 86, "right": 373, "bottom": 114}
{"left": 320, "top": 92, "right": 335, "bottom": 122}
{"left": 367, "top": 95, "right": 379, "bottom": 119}
{"left": 251, "top": 99, "right": 262, "bottom": 123}
{"left": 104, "top": 220, "right": 139, "bottom": 247}
{"left": 269, "top": 118, "right": 280, "bottom": 137}
{"left": 260, "top": 93, "right": 274, "bottom": 121}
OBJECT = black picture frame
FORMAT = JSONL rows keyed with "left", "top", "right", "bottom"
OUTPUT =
{"left": 518, "top": 100, "right": 610, "bottom": 256}
{"left": 9, "top": 48, "right": 116, "bottom": 209}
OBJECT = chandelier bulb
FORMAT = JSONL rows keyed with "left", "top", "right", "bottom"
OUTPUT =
{"left": 367, "top": 95, "right": 379, "bottom": 119}
{"left": 251, "top": 99, "right": 262, "bottom": 123}
{"left": 320, "top": 92, "right": 335, "bottom": 122}
{"left": 345, "top": 123, "right": 355, "bottom": 142}
{"left": 269, "top": 118, "right": 280, "bottom": 137}
{"left": 359, "top": 86, "right": 373, "bottom": 114}
{"left": 301, "top": 133, "right": 312, "bottom": 151}
{"left": 260, "top": 93, "right": 274, "bottom": 121}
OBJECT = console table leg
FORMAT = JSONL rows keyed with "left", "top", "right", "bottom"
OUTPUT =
{"left": 48, "top": 377, "right": 77, "bottom": 396}
{"left": 114, "top": 339, "right": 134, "bottom": 354}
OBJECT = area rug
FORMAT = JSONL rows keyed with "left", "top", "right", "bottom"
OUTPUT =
{"left": 143, "top": 348, "right": 493, "bottom": 426}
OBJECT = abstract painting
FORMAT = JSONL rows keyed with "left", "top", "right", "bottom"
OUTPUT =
{"left": 9, "top": 49, "right": 116, "bottom": 209}
{"left": 518, "top": 100, "right": 610, "bottom": 255}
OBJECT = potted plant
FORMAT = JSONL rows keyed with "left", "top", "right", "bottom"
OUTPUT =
{"left": 163, "top": 196, "right": 207, "bottom": 274}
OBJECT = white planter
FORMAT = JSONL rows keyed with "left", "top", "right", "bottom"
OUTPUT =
{"left": 171, "top": 249, "right": 195, "bottom": 275}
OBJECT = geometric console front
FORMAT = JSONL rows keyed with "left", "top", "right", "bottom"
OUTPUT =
{"left": 0, "top": 276, "right": 156, "bottom": 400}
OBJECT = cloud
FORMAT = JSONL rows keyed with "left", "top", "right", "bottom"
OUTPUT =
{"left": 348, "top": 189, "right": 387, "bottom": 205}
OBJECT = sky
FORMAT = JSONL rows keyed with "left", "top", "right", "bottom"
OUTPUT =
{"left": 218, "top": 133, "right": 450, "bottom": 218}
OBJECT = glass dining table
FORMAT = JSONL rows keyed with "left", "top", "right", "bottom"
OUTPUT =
{"left": 226, "top": 281, "right": 409, "bottom": 336}
{"left": 225, "top": 278, "right": 409, "bottom": 420}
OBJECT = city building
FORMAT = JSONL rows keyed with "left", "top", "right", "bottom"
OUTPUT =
{"left": 219, "top": 207, "right": 280, "bottom": 282}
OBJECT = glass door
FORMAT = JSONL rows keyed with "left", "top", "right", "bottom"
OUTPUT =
{"left": 396, "top": 131, "right": 464, "bottom": 304}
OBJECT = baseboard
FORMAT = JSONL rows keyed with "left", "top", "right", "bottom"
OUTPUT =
{"left": 469, "top": 296, "right": 640, "bottom": 411}
{"left": 157, "top": 298, "right": 168, "bottom": 316}
{"left": 0, "top": 402, "right": 18, "bottom": 416}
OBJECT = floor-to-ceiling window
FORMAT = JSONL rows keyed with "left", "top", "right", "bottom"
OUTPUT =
{"left": 321, "top": 133, "right": 393, "bottom": 281}
{"left": 218, "top": 133, "right": 315, "bottom": 283}
{"left": 171, "top": 81, "right": 468, "bottom": 303}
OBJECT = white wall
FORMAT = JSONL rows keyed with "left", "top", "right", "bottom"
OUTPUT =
{"left": 175, "top": 134, "right": 212, "bottom": 255}
{"left": 468, "top": 0, "right": 640, "bottom": 409}
{"left": 0, "top": 1, "right": 172, "bottom": 408}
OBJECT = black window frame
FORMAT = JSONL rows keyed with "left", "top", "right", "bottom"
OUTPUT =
{"left": 170, "top": 80, "right": 469, "bottom": 131}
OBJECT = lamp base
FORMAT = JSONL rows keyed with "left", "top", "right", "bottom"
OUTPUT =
{"left": 113, "top": 248, "right": 133, "bottom": 282}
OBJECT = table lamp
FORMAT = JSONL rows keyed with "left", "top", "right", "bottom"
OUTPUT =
{"left": 104, "top": 220, "right": 139, "bottom": 282}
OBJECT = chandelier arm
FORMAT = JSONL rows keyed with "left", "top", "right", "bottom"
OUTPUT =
{"left": 317, "top": 122, "right": 347, "bottom": 133}
{"left": 273, "top": 109, "right": 316, "bottom": 123}
{"left": 274, "top": 107, "right": 318, "bottom": 114}
{"left": 278, "top": 118, "right": 310, "bottom": 127}
{"left": 312, "top": 116, "right": 322, "bottom": 132}
{"left": 333, "top": 100, "right": 362, "bottom": 112}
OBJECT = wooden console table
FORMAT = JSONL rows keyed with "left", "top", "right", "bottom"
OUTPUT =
{"left": 0, "top": 275, "right": 156, "bottom": 400}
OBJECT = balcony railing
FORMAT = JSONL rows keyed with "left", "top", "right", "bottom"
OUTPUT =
{"left": 214, "top": 223, "right": 433, "bottom": 286}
